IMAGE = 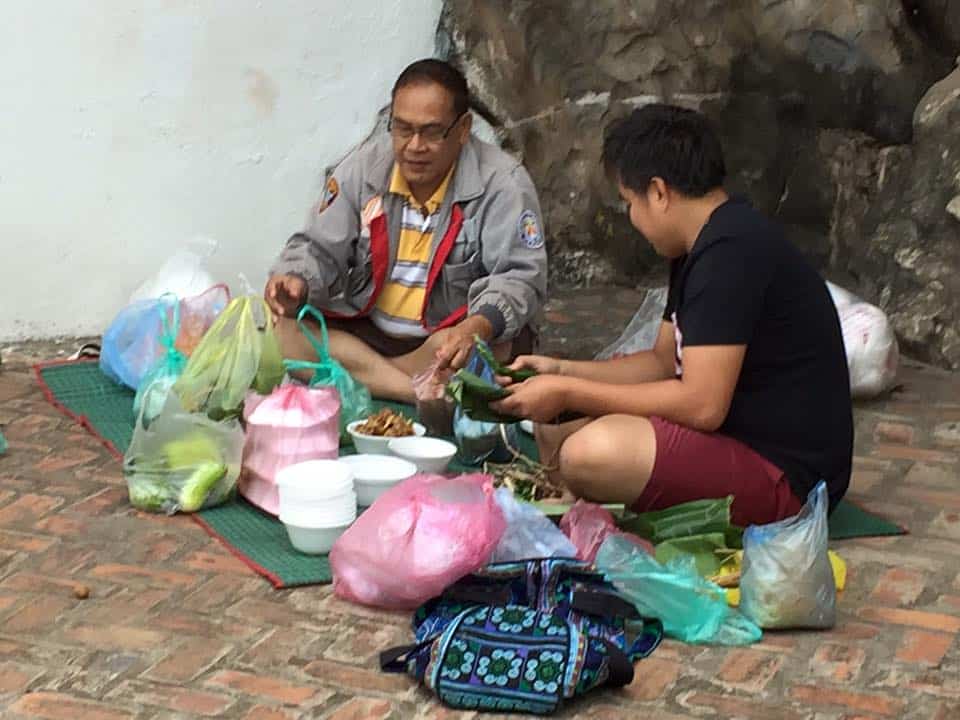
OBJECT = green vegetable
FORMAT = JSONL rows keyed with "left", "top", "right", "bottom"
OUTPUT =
{"left": 163, "top": 432, "right": 222, "bottom": 469}
{"left": 178, "top": 461, "right": 227, "bottom": 512}
{"left": 127, "top": 475, "right": 174, "bottom": 513}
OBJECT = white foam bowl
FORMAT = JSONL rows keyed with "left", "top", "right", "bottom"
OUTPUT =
{"left": 338, "top": 454, "right": 418, "bottom": 506}
{"left": 276, "top": 459, "right": 354, "bottom": 501}
{"left": 347, "top": 419, "right": 426, "bottom": 454}
{"left": 387, "top": 436, "right": 457, "bottom": 473}
{"left": 279, "top": 517, "right": 350, "bottom": 555}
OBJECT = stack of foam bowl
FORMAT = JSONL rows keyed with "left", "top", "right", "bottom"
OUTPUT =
{"left": 276, "top": 460, "right": 356, "bottom": 554}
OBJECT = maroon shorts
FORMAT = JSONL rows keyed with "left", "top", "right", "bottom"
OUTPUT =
{"left": 631, "top": 417, "right": 803, "bottom": 527}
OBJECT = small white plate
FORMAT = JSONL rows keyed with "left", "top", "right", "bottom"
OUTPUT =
{"left": 519, "top": 420, "right": 534, "bottom": 435}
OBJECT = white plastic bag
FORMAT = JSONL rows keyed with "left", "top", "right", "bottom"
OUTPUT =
{"left": 596, "top": 287, "right": 668, "bottom": 359}
{"left": 489, "top": 488, "right": 578, "bottom": 562}
{"left": 826, "top": 282, "right": 899, "bottom": 399}
{"left": 130, "top": 237, "right": 218, "bottom": 303}
{"left": 739, "top": 481, "right": 836, "bottom": 630}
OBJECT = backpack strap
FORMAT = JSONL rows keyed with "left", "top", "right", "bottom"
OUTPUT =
{"left": 570, "top": 589, "right": 641, "bottom": 621}
{"left": 599, "top": 638, "right": 637, "bottom": 688}
{"left": 379, "top": 637, "right": 435, "bottom": 673}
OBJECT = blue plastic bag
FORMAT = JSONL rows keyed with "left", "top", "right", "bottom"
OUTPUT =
{"left": 100, "top": 299, "right": 166, "bottom": 390}
{"left": 739, "top": 481, "right": 836, "bottom": 629}
{"left": 596, "top": 534, "right": 762, "bottom": 645}
{"left": 134, "top": 295, "right": 187, "bottom": 425}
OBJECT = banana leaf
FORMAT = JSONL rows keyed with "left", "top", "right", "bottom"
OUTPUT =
{"left": 473, "top": 336, "right": 537, "bottom": 382}
{"left": 445, "top": 369, "right": 519, "bottom": 424}
{"left": 619, "top": 496, "right": 734, "bottom": 544}
{"left": 654, "top": 532, "right": 734, "bottom": 577}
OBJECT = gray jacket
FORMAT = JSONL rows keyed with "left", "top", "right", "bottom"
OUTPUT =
{"left": 270, "top": 132, "right": 548, "bottom": 341}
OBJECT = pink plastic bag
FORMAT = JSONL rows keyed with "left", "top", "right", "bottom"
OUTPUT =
{"left": 239, "top": 385, "right": 341, "bottom": 514}
{"left": 330, "top": 473, "right": 506, "bottom": 609}
{"left": 176, "top": 284, "right": 230, "bottom": 356}
{"left": 560, "top": 501, "right": 654, "bottom": 563}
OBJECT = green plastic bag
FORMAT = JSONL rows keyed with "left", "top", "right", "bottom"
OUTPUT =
{"left": 0, "top": 429, "right": 6, "bottom": 456}
{"left": 597, "top": 534, "right": 762, "bottom": 645}
{"left": 619, "top": 496, "right": 734, "bottom": 544}
{"left": 173, "top": 295, "right": 284, "bottom": 420}
{"left": 134, "top": 294, "right": 187, "bottom": 426}
{"left": 283, "top": 305, "right": 372, "bottom": 438}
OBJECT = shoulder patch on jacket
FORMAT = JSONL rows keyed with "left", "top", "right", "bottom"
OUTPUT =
{"left": 318, "top": 176, "right": 339, "bottom": 214}
{"left": 518, "top": 210, "right": 544, "bottom": 249}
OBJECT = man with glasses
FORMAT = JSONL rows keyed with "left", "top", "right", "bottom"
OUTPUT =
{"left": 267, "top": 59, "right": 547, "bottom": 402}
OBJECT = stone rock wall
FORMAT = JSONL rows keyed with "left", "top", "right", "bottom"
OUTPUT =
{"left": 440, "top": 0, "right": 960, "bottom": 366}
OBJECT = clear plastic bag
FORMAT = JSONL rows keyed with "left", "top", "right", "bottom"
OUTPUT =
{"left": 282, "top": 305, "right": 372, "bottom": 439}
{"left": 329, "top": 473, "right": 506, "bottom": 609}
{"left": 133, "top": 295, "right": 187, "bottom": 425}
{"left": 100, "top": 299, "right": 166, "bottom": 390}
{"left": 124, "top": 393, "right": 243, "bottom": 514}
{"left": 597, "top": 534, "right": 762, "bottom": 645}
{"left": 239, "top": 384, "right": 341, "bottom": 515}
{"left": 173, "top": 295, "right": 285, "bottom": 420}
{"left": 739, "top": 481, "right": 836, "bottom": 630}
{"left": 412, "top": 361, "right": 455, "bottom": 436}
{"left": 826, "top": 281, "right": 899, "bottom": 398}
{"left": 489, "top": 488, "right": 578, "bottom": 562}
{"left": 130, "top": 237, "right": 218, "bottom": 304}
{"left": 560, "top": 501, "right": 655, "bottom": 563}
{"left": 596, "top": 287, "right": 668, "bottom": 360}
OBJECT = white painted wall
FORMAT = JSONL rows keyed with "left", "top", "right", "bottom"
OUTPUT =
{"left": 0, "top": 0, "right": 443, "bottom": 339}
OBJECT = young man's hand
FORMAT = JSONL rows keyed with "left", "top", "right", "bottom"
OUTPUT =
{"left": 265, "top": 275, "right": 307, "bottom": 318}
{"left": 497, "top": 355, "right": 565, "bottom": 385}
{"left": 492, "top": 375, "right": 571, "bottom": 422}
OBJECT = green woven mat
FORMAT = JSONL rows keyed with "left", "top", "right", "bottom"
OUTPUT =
{"left": 35, "top": 361, "right": 906, "bottom": 589}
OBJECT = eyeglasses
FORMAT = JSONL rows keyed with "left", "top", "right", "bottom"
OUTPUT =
{"left": 388, "top": 111, "right": 466, "bottom": 145}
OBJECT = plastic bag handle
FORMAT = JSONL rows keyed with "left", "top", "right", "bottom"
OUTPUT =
{"left": 159, "top": 293, "right": 180, "bottom": 354}
{"left": 282, "top": 305, "right": 332, "bottom": 374}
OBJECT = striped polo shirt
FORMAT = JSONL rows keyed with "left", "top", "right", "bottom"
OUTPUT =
{"left": 370, "top": 163, "right": 455, "bottom": 338}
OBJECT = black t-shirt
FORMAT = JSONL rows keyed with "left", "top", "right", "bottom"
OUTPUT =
{"left": 663, "top": 197, "right": 853, "bottom": 510}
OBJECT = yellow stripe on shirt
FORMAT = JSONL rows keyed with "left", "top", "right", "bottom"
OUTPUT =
{"left": 371, "top": 163, "right": 455, "bottom": 337}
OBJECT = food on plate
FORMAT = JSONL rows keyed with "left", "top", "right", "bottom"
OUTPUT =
{"left": 353, "top": 408, "right": 416, "bottom": 437}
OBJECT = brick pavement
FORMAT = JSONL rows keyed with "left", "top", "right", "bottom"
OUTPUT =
{"left": 0, "top": 286, "right": 958, "bottom": 719}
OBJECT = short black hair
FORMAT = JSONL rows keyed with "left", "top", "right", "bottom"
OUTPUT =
{"left": 602, "top": 104, "right": 726, "bottom": 197}
{"left": 392, "top": 59, "right": 470, "bottom": 118}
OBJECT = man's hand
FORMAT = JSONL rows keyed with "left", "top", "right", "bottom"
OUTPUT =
{"left": 491, "top": 375, "right": 572, "bottom": 423}
{"left": 265, "top": 274, "right": 307, "bottom": 318}
{"left": 435, "top": 315, "right": 495, "bottom": 371}
{"left": 496, "top": 354, "right": 565, "bottom": 386}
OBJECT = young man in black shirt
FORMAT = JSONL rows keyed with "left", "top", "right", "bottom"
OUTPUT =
{"left": 492, "top": 104, "right": 853, "bottom": 526}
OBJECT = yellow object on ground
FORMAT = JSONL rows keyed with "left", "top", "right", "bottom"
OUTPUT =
{"left": 724, "top": 551, "right": 846, "bottom": 606}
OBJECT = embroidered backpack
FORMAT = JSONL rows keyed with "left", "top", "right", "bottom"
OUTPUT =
{"left": 380, "top": 558, "right": 663, "bottom": 715}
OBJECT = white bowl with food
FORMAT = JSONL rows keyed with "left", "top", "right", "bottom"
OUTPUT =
{"left": 338, "top": 454, "right": 418, "bottom": 506}
{"left": 347, "top": 408, "right": 425, "bottom": 454}
{"left": 387, "top": 436, "right": 457, "bottom": 473}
